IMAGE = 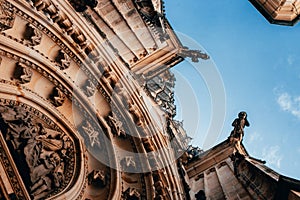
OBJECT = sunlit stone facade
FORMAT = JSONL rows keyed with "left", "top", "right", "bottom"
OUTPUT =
{"left": 0, "top": 1, "right": 299, "bottom": 200}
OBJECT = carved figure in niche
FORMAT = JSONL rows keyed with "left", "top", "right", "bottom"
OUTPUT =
{"left": 230, "top": 111, "right": 250, "bottom": 150}
{"left": 50, "top": 87, "right": 66, "bottom": 107}
{"left": 83, "top": 79, "right": 96, "bottom": 97}
{"left": 0, "top": 0, "right": 16, "bottom": 31}
{"left": 88, "top": 170, "right": 106, "bottom": 187}
{"left": 107, "top": 114, "right": 126, "bottom": 138}
{"left": 128, "top": 100, "right": 145, "bottom": 126}
{"left": 24, "top": 23, "right": 42, "bottom": 46}
{"left": 13, "top": 62, "right": 33, "bottom": 84}
{"left": 55, "top": 50, "right": 71, "bottom": 70}
{"left": 82, "top": 121, "right": 100, "bottom": 147}
{"left": 122, "top": 187, "right": 140, "bottom": 200}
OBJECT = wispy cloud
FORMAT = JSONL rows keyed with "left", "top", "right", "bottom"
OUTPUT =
{"left": 262, "top": 146, "right": 283, "bottom": 169}
{"left": 287, "top": 55, "right": 295, "bottom": 66}
{"left": 248, "top": 132, "right": 263, "bottom": 144}
{"left": 276, "top": 92, "right": 300, "bottom": 119}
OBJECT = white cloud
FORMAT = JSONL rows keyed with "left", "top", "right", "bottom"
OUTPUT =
{"left": 262, "top": 146, "right": 283, "bottom": 169}
{"left": 276, "top": 92, "right": 300, "bottom": 119}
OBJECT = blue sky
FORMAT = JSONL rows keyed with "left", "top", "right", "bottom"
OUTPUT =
{"left": 165, "top": 0, "right": 300, "bottom": 180}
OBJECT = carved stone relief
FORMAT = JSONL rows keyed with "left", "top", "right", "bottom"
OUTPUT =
{"left": 13, "top": 62, "right": 33, "bottom": 84}
{"left": 55, "top": 50, "right": 71, "bottom": 70}
{"left": 82, "top": 79, "right": 96, "bottom": 97}
{"left": 0, "top": 102, "right": 75, "bottom": 199}
{"left": 152, "top": 170, "right": 168, "bottom": 199}
{"left": 0, "top": 0, "right": 16, "bottom": 31}
{"left": 24, "top": 23, "right": 43, "bottom": 46}
{"left": 128, "top": 100, "right": 145, "bottom": 127}
{"left": 50, "top": 87, "right": 66, "bottom": 107}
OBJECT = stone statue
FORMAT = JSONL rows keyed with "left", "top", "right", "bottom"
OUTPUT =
{"left": 230, "top": 111, "right": 249, "bottom": 143}
{"left": 230, "top": 112, "right": 250, "bottom": 153}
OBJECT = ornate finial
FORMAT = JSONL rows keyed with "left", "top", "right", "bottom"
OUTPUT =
{"left": 230, "top": 111, "right": 250, "bottom": 151}
{"left": 179, "top": 46, "right": 209, "bottom": 62}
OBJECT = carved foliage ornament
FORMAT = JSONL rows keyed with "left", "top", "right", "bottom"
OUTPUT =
{"left": 0, "top": 102, "right": 75, "bottom": 199}
{"left": 0, "top": 0, "right": 16, "bottom": 31}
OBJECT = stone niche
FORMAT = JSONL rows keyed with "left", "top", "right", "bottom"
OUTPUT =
{"left": 0, "top": 100, "right": 80, "bottom": 200}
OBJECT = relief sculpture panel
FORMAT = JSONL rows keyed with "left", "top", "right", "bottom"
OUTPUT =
{"left": 0, "top": 101, "right": 77, "bottom": 200}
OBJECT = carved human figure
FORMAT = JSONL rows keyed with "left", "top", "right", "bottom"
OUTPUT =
{"left": 128, "top": 101, "right": 145, "bottom": 126}
{"left": 55, "top": 50, "right": 71, "bottom": 70}
{"left": 230, "top": 111, "right": 249, "bottom": 143}
{"left": 24, "top": 23, "right": 42, "bottom": 46}
{"left": 30, "top": 152, "right": 61, "bottom": 184}
{"left": 83, "top": 79, "right": 96, "bottom": 97}
{"left": 31, "top": 176, "right": 52, "bottom": 200}
{"left": 13, "top": 63, "right": 33, "bottom": 84}
{"left": 50, "top": 87, "right": 66, "bottom": 107}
